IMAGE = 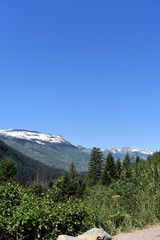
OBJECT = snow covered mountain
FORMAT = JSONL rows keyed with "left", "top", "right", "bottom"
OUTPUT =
{"left": 77, "top": 145, "right": 155, "bottom": 160}
{"left": 0, "top": 129, "right": 89, "bottom": 171}
{"left": 103, "top": 146, "right": 154, "bottom": 157}
{"left": 0, "top": 129, "right": 156, "bottom": 171}
{"left": 0, "top": 129, "right": 70, "bottom": 145}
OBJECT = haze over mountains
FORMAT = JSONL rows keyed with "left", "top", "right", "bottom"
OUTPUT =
{"left": 0, "top": 129, "right": 155, "bottom": 171}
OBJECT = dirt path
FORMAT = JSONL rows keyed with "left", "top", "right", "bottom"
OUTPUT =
{"left": 113, "top": 225, "right": 160, "bottom": 240}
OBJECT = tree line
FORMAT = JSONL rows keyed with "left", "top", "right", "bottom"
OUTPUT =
{"left": 87, "top": 147, "right": 143, "bottom": 185}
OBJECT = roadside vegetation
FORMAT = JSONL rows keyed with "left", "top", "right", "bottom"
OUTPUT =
{"left": 1, "top": 148, "right": 160, "bottom": 239}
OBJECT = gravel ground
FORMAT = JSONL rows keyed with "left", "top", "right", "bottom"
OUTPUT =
{"left": 113, "top": 225, "right": 160, "bottom": 240}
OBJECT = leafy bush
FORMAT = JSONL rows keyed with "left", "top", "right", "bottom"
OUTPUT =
{"left": 0, "top": 180, "right": 92, "bottom": 240}
{"left": 0, "top": 180, "right": 24, "bottom": 239}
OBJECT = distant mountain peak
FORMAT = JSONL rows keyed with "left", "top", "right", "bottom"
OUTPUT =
{"left": 77, "top": 145, "right": 155, "bottom": 160}
{"left": 107, "top": 146, "right": 120, "bottom": 153}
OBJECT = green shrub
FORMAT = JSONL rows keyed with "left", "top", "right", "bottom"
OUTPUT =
{"left": 0, "top": 180, "right": 92, "bottom": 240}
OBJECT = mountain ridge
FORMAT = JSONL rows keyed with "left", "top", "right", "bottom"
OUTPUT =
{"left": 0, "top": 129, "right": 156, "bottom": 170}
{"left": 0, "top": 129, "right": 71, "bottom": 145}
{"left": 77, "top": 145, "right": 154, "bottom": 157}
{"left": 0, "top": 129, "right": 89, "bottom": 171}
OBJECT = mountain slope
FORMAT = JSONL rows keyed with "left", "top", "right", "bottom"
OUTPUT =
{"left": 0, "top": 129, "right": 89, "bottom": 171}
{"left": 0, "top": 129, "right": 155, "bottom": 173}
{"left": 0, "top": 140, "right": 63, "bottom": 185}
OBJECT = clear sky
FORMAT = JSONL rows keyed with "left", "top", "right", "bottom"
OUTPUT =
{"left": 1, "top": 0, "right": 160, "bottom": 150}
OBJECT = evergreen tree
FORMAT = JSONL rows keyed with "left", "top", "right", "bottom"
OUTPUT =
{"left": 88, "top": 147, "right": 103, "bottom": 183}
{"left": 0, "top": 157, "right": 16, "bottom": 181}
{"left": 116, "top": 158, "right": 122, "bottom": 179}
{"left": 146, "top": 152, "right": 160, "bottom": 187}
{"left": 133, "top": 155, "right": 141, "bottom": 177}
{"left": 122, "top": 153, "right": 132, "bottom": 179}
{"left": 123, "top": 153, "right": 132, "bottom": 168}
{"left": 53, "top": 172, "right": 77, "bottom": 201}
{"left": 135, "top": 155, "right": 141, "bottom": 164}
{"left": 69, "top": 162, "right": 78, "bottom": 180}
{"left": 101, "top": 153, "right": 116, "bottom": 185}
{"left": 76, "top": 178, "right": 86, "bottom": 198}
{"left": 131, "top": 155, "right": 145, "bottom": 185}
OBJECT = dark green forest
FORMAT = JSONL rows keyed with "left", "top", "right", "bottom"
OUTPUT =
{"left": 0, "top": 140, "right": 63, "bottom": 185}
{"left": 1, "top": 145, "right": 160, "bottom": 240}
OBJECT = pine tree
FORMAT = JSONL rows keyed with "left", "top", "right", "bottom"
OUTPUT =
{"left": 69, "top": 162, "right": 78, "bottom": 180}
{"left": 54, "top": 172, "right": 77, "bottom": 201}
{"left": 101, "top": 153, "right": 116, "bottom": 185}
{"left": 116, "top": 158, "right": 122, "bottom": 179}
{"left": 0, "top": 157, "right": 16, "bottom": 181}
{"left": 76, "top": 178, "right": 86, "bottom": 198}
{"left": 88, "top": 147, "right": 103, "bottom": 183}
{"left": 122, "top": 153, "right": 132, "bottom": 179}
{"left": 135, "top": 155, "right": 140, "bottom": 164}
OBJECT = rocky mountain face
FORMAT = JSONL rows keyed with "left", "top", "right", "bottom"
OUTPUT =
{"left": 0, "top": 129, "right": 155, "bottom": 171}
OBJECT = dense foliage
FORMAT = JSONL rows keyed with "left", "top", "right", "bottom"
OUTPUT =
{"left": 0, "top": 173, "right": 92, "bottom": 240}
{"left": 85, "top": 151, "right": 160, "bottom": 235}
{"left": 1, "top": 150, "right": 160, "bottom": 239}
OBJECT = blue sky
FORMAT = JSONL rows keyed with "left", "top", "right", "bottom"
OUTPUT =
{"left": 1, "top": 0, "right": 160, "bottom": 150}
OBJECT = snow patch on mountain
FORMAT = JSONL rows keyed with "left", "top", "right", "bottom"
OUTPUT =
{"left": 107, "top": 147, "right": 120, "bottom": 153}
{"left": 0, "top": 129, "right": 70, "bottom": 145}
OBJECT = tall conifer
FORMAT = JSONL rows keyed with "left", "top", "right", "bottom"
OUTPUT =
{"left": 69, "top": 162, "right": 78, "bottom": 180}
{"left": 116, "top": 158, "right": 122, "bottom": 179}
{"left": 88, "top": 147, "right": 103, "bottom": 182}
{"left": 122, "top": 153, "right": 132, "bottom": 179}
{"left": 0, "top": 157, "right": 16, "bottom": 181}
{"left": 101, "top": 153, "right": 116, "bottom": 185}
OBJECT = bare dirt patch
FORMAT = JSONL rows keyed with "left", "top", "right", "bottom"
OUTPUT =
{"left": 113, "top": 225, "right": 160, "bottom": 240}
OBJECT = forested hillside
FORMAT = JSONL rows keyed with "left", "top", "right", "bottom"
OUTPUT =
{"left": 0, "top": 129, "right": 89, "bottom": 171}
{"left": 0, "top": 140, "right": 63, "bottom": 185}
